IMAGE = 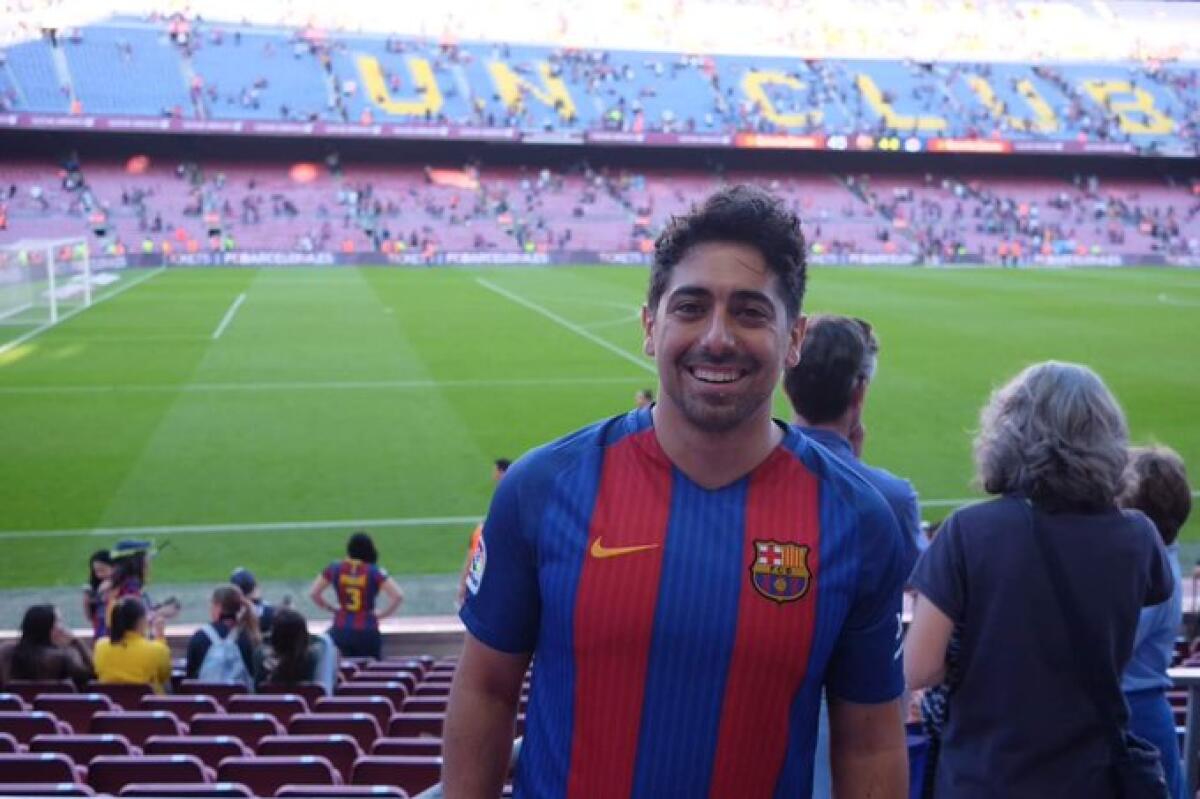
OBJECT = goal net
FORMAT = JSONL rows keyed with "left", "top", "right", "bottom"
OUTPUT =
{"left": 0, "top": 238, "right": 92, "bottom": 342}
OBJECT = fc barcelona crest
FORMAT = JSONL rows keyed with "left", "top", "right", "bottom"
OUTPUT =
{"left": 750, "top": 540, "right": 811, "bottom": 604}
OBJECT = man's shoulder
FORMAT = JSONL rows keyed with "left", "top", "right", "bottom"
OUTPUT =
{"left": 786, "top": 429, "right": 887, "bottom": 509}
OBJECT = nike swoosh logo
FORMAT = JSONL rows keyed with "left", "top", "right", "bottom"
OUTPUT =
{"left": 590, "top": 537, "right": 660, "bottom": 559}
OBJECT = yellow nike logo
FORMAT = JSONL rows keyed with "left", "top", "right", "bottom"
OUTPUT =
{"left": 590, "top": 537, "right": 660, "bottom": 559}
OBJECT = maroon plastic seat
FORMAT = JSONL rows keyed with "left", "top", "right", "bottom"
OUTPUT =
{"left": 0, "top": 784, "right": 94, "bottom": 796}
{"left": 30, "top": 733, "right": 140, "bottom": 762}
{"left": 91, "top": 710, "right": 185, "bottom": 746}
{"left": 412, "top": 683, "right": 450, "bottom": 697}
{"left": 0, "top": 752, "right": 87, "bottom": 783}
{"left": 143, "top": 735, "right": 252, "bottom": 770}
{"left": 313, "top": 696, "right": 394, "bottom": 731}
{"left": 289, "top": 713, "right": 381, "bottom": 752}
{"left": 351, "top": 672, "right": 417, "bottom": 693}
{"left": 34, "top": 694, "right": 118, "bottom": 735}
{"left": 277, "top": 787, "right": 407, "bottom": 798}
{"left": 257, "top": 734, "right": 363, "bottom": 782}
{"left": 0, "top": 693, "right": 28, "bottom": 711}
{"left": 85, "top": 682, "right": 155, "bottom": 711}
{"left": 3, "top": 680, "right": 76, "bottom": 705}
{"left": 370, "top": 737, "right": 442, "bottom": 758}
{"left": 258, "top": 682, "right": 328, "bottom": 707}
{"left": 400, "top": 696, "right": 447, "bottom": 714}
{"left": 386, "top": 713, "right": 444, "bottom": 739}
{"left": 188, "top": 713, "right": 285, "bottom": 748}
{"left": 118, "top": 782, "right": 254, "bottom": 797}
{"left": 351, "top": 755, "right": 441, "bottom": 795}
{"left": 177, "top": 682, "right": 243, "bottom": 708}
{"left": 226, "top": 694, "right": 309, "bottom": 725}
{"left": 0, "top": 710, "right": 72, "bottom": 742}
{"left": 217, "top": 755, "right": 340, "bottom": 796}
{"left": 88, "top": 754, "right": 214, "bottom": 794}
{"left": 140, "top": 694, "right": 223, "bottom": 724}
{"left": 336, "top": 681, "right": 410, "bottom": 709}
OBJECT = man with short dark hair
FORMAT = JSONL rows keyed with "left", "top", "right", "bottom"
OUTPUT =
{"left": 445, "top": 185, "right": 908, "bottom": 799}
{"left": 782, "top": 314, "right": 923, "bottom": 797}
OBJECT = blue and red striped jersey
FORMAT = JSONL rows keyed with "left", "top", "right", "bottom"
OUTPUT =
{"left": 323, "top": 559, "right": 388, "bottom": 631}
{"left": 460, "top": 406, "right": 905, "bottom": 799}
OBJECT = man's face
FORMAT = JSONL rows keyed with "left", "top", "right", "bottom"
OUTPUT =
{"left": 643, "top": 241, "right": 805, "bottom": 434}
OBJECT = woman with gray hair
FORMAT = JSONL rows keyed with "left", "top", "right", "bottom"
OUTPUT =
{"left": 904, "top": 361, "right": 1174, "bottom": 798}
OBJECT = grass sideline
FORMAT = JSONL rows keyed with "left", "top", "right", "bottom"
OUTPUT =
{"left": 0, "top": 264, "right": 1197, "bottom": 589}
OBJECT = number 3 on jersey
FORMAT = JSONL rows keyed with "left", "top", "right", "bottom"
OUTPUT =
{"left": 343, "top": 585, "right": 363, "bottom": 612}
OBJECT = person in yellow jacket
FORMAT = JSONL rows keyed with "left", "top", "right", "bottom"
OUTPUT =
{"left": 94, "top": 596, "right": 171, "bottom": 694}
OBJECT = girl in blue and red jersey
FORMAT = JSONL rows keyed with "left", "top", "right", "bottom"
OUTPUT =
{"left": 309, "top": 531, "right": 404, "bottom": 660}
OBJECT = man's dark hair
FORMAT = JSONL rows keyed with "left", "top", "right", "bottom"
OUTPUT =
{"left": 494, "top": 458, "right": 512, "bottom": 474}
{"left": 649, "top": 184, "right": 807, "bottom": 318}
{"left": 347, "top": 531, "right": 378, "bottom": 564}
{"left": 1120, "top": 445, "right": 1191, "bottom": 546}
{"left": 783, "top": 315, "right": 878, "bottom": 425}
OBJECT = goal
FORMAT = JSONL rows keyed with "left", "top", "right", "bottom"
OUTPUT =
{"left": 0, "top": 237, "right": 92, "bottom": 341}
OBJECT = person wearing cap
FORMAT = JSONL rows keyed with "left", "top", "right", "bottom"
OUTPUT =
{"left": 231, "top": 567, "right": 276, "bottom": 636}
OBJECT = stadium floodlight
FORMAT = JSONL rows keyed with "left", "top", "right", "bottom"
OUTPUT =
{"left": 0, "top": 237, "right": 92, "bottom": 340}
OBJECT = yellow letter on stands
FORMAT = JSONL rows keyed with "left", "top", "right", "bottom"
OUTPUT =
{"left": 855, "top": 74, "right": 946, "bottom": 132}
{"left": 741, "top": 71, "right": 822, "bottom": 128}
{"left": 1080, "top": 80, "right": 1175, "bottom": 136}
{"left": 966, "top": 75, "right": 1058, "bottom": 133}
{"left": 356, "top": 55, "right": 444, "bottom": 117}
{"left": 487, "top": 61, "right": 576, "bottom": 120}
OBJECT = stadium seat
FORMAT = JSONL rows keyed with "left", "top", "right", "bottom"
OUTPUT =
{"left": 351, "top": 755, "right": 441, "bottom": 795}
{"left": 276, "top": 786, "right": 407, "bottom": 798}
{"left": 34, "top": 694, "right": 118, "bottom": 735}
{"left": 90, "top": 711, "right": 186, "bottom": 745}
{"left": 217, "top": 755, "right": 341, "bottom": 796}
{"left": 351, "top": 671, "right": 417, "bottom": 692}
{"left": 188, "top": 713, "right": 285, "bottom": 748}
{"left": 226, "top": 693, "right": 309, "bottom": 725}
{"left": 259, "top": 682, "right": 327, "bottom": 707}
{"left": 30, "top": 733, "right": 140, "bottom": 762}
{"left": 337, "top": 662, "right": 361, "bottom": 682}
{"left": 177, "top": 682, "right": 243, "bottom": 708}
{"left": 88, "top": 754, "right": 214, "bottom": 794}
{"left": 337, "top": 681, "right": 409, "bottom": 709}
{"left": 3, "top": 680, "right": 75, "bottom": 705}
{"left": 118, "top": 783, "right": 254, "bottom": 797}
{"left": 288, "top": 713, "right": 381, "bottom": 752}
{"left": 312, "top": 696, "right": 394, "bottom": 731}
{"left": 370, "top": 737, "right": 442, "bottom": 758}
{"left": 0, "top": 733, "right": 18, "bottom": 753}
{"left": 400, "top": 696, "right": 447, "bottom": 714}
{"left": 0, "top": 694, "right": 28, "bottom": 711}
{"left": 140, "top": 695, "right": 223, "bottom": 724}
{"left": 0, "top": 784, "right": 95, "bottom": 796}
{"left": 386, "top": 713, "right": 445, "bottom": 738}
{"left": 0, "top": 752, "right": 87, "bottom": 783}
{"left": 412, "top": 683, "right": 450, "bottom": 697}
{"left": 143, "top": 736, "right": 252, "bottom": 770}
{"left": 0, "top": 710, "right": 72, "bottom": 742}
{"left": 257, "top": 734, "right": 364, "bottom": 782}
{"left": 86, "top": 683, "right": 154, "bottom": 711}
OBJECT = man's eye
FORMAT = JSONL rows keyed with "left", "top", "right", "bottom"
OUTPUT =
{"left": 739, "top": 307, "right": 769, "bottom": 321}
{"left": 674, "top": 302, "right": 703, "bottom": 315}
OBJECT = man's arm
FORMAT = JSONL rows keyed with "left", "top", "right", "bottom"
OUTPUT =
{"left": 443, "top": 631, "right": 531, "bottom": 799}
{"left": 904, "top": 593, "right": 953, "bottom": 690}
{"left": 828, "top": 696, "right": 908, "bottom": 799}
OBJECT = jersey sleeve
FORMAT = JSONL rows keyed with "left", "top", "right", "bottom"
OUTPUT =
{"left": 370, "top": 565, "right": 389, "bottom": 588}
{"left": 459, "top": 454, "right": 543, "bottom": 654}
{"left": 321, "top": 562, "right": 337, "bottom": 584}
{"left": 825, "top": 485, "right": 906, "bottom": 704}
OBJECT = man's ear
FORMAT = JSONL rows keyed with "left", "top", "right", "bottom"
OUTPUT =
{"left": 785, "top": 313, "right": 807, "bottom": 368}
{"left": 642, "top": 304, "right": 655, "bottom": 357}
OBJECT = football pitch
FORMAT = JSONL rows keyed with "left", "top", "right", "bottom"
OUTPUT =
{"left": 1, "top": 264, "right": 1197, "bottom": 590}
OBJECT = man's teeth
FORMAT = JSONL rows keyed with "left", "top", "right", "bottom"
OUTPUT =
{"left": 693, "top": 367, "right": 740, "bottom": 383}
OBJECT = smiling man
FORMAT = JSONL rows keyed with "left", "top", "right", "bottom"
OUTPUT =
{"left": 444, "top": 185, "right": 909, "bottom": 799}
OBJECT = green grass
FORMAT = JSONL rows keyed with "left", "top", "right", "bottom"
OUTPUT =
{"left": 0, "top": 265, "right": 1197, "bottom": 589}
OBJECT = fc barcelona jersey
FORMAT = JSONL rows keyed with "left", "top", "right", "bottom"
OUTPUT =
{"left": 460, "top": 407, "right": 906, "bottom": 799}
{"left": 323, "top": 558, "right": 387, "bottom": 631}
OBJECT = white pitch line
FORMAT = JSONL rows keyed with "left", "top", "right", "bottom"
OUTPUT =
{"left": 0, "top": 267, "right": 165, "bottom": 358}
{"left": 477, "top": 278, "right": 654, "bottom": 374}
{"left": 212, "top": 292, "right": 246, "bottom": 340}
{"left": 1158, "top": 293, "right": 1200, "bottom": 308}
{"left": 0, "top": 302, "right": 33, "bottom": 323}
{"left": 0, "top": 375, "right": 647, "bottom": 396}
{"left": 0, "top": 515, "right": 482, "bottom": 541}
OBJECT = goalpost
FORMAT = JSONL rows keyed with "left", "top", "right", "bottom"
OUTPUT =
{"left": 0, "top": 237, "right": 92, "bottom": 336}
